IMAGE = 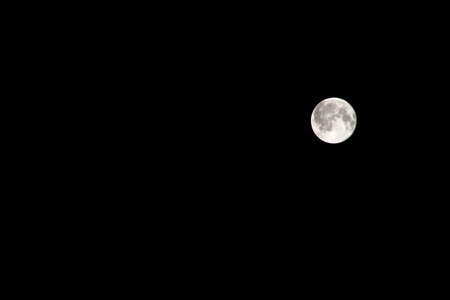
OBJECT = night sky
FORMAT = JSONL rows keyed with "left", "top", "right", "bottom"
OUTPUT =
{"left": 9, "top": 2, "right": 447, "bottom": 289}
{"left": 128, "top": 4, "right": 449, "bottom": 228}
{"left": 46, "top": 2, "right": 446, "bottom": 271}
{"left": 158, "top": 12, "right": 450, "bottom": 263}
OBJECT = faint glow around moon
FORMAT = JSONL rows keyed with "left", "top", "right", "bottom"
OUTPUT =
{"left": 311, "top": 97, "right": 357, "bottom": 144}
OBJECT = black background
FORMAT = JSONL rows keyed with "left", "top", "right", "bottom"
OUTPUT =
{"left": 11, "top": 3, "right": 447, "bottom": 284}
{"left": 141, "top": 7, "right": 446, "bottom": 198}
{"left": 94, "top": 4, "right": 450, "bottom": 237}
{"left": 140, "top": 5, "right": 449, "bottom": 281}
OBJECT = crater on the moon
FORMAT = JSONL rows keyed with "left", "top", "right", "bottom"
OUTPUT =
{"left": 321, "top": 103, "right": 337, "bottom": 114}
{"left": 338, "top": 107, "right": 356, "bottom": 129}
{"left": 314, "top": 103, "right": 338, "bottom": 132}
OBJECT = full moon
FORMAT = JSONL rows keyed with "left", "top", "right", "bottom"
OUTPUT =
{"left": 311, "top": 97, "right": 357, "bottom": 144}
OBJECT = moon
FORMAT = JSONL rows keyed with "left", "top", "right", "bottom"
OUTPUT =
{"left": 311, "top": 97, "right": 357, "bottom": 144}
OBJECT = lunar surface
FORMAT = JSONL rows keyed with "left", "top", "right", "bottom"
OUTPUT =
{"left": 311, "top": 97, "right": 357, "bottom": 144}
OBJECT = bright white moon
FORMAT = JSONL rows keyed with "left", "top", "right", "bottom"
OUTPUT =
{"left": 311, "top": 97, "right": 357, "bottom": 144}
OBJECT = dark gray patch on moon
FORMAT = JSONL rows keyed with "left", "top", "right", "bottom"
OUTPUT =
{"left": 337, "top": 107, "right": 356, "bottom": 129}
{"left": 314, "top": 108, "right": 334, "bottom": 131}
{"left": 313, "top": 108, "right": 322, "bottom": 122}
{"left": 341, "top": 108, "right": 353, "bottom": 123}
{"left": 322, "top": 103, "right": 337, "bottom": 115}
